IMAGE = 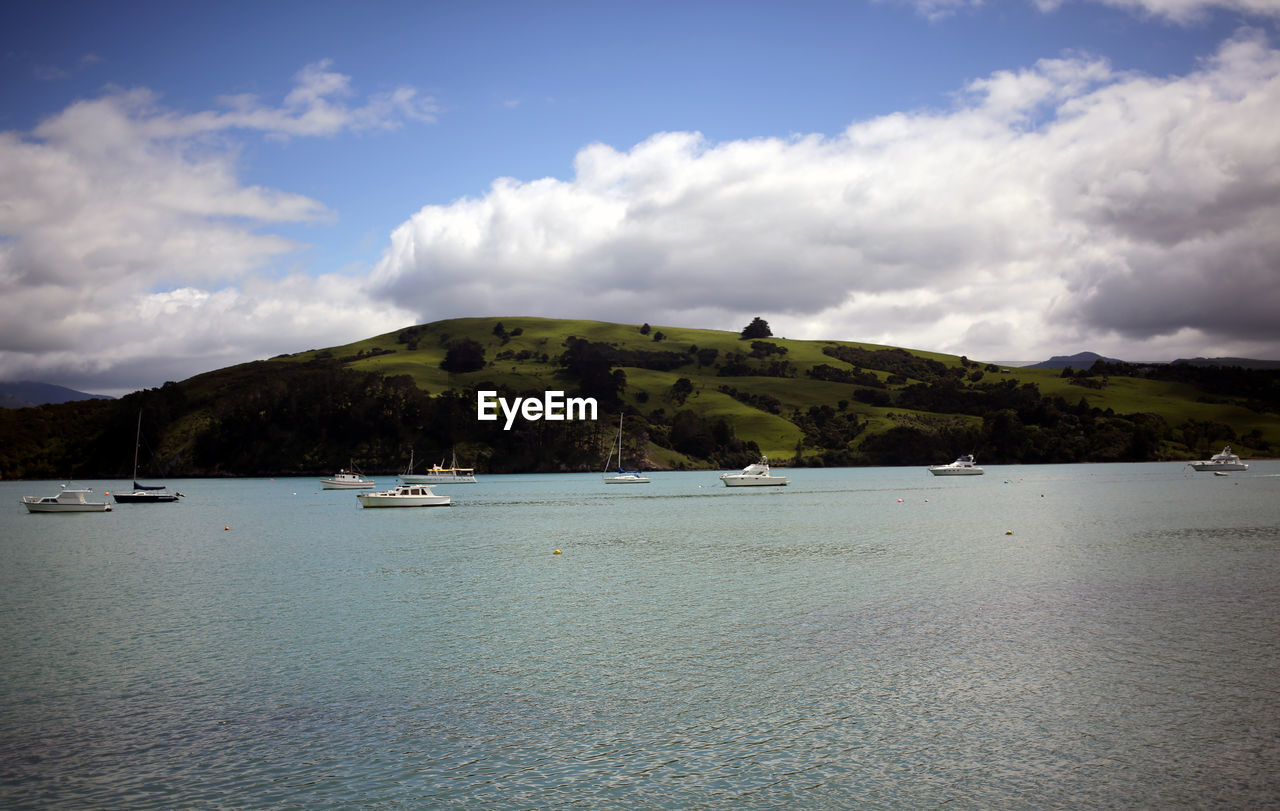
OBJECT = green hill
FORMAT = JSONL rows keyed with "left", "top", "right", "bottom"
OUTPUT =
{"left": 1, "top": 316, "right": 1277, "bottom": 479}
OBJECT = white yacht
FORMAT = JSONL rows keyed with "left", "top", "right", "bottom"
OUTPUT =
{"left": 321, "top": 466, "right": 375, "bottom": 489}
{"left": 1188, "top": 446, "right": 1248, "bottom": 472}
{"left": 22, "top": 484, "right": 113, "bottom": 513}
{"left": 720, "top": 456, "right": 789, "bottom": 487}
{"left": 929, "top": 454, "right": 984, "bottom": 476}
{"left": 357, "top": 484, "right": 451, "bottom": 508}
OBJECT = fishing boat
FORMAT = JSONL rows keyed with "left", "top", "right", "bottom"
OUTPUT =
{"left": 22, "top": 484, "right": 113, "bottom": 513}
{"left": 356, "top": 484, "right": 451, "bottom": 508}
{"left": 1188, "top": 446, "right": 1248, "bottom": 472}
{"left": 400, "top": 450, "right": 477, "bottom": 484}
{"left": 928, "top": 454, "right": 984, "bottom": 476}
{"left": 720, "top": 456, "right": 789, "bottom": 487}
{"left": 603, "top": 414, "right": 649, "bottom": 484}
{"left": 321, "top": 464, "right": 375, "bottom": 489}
{"left": 113, "top": 412, "right": 184, "bottom": 503}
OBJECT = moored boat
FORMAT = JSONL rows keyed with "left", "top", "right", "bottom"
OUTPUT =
{"left": 356, "top": 484, "right": 451, "bottom": 508}
{"left": 401, "top": 450, "right": 477, "bottom": 484}
{"left": 1188, "top": 446, "right": 1248, "bottom": 472}
{"left": 113, "top": 483, "right": 184, "bottom": 503}
{"left": 928, "top": 454, "right": 984, "bottom": 476}
{"left": 114, "top": 411, "right": 183, "bottom": 502}
{"left": 322, "top": 465, "right": 375, "bottom": 489}
{"left": 720, "top": 456, "right": 789, "bottom": 487}
{"left": 22, "top": 484, "right": 113, "bottom": 513}
{"left": 604, "top": 414, "right": 650, "bottom": 484}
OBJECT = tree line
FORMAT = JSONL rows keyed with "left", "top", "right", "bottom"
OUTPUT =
{"left": 1, "top": 330, "right": 1275, "bottom": 478}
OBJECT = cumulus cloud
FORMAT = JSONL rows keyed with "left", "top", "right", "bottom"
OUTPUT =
{"left": 892, "top": 0, "right": 1280, "bottom": 23}
{"left": 370, "top": 30, "right": 1280, "bottom": 362}
{"left": 0, "top": 62, "right": 422, "bottom": 395}
{"left": 1036, "top": 0, "right": 1280, "bottom": 24}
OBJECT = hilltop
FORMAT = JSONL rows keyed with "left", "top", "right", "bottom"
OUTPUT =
{"left": 1028, "top": 352, "right": 1280, "bottom": 371}
{"left": 1, "top": 316, "right": 1277, "bottom": 479}
{"left": 0, "top": 381, "right": 113, "bottom": 409}
{"left": 1026, "top": 352, "right": 1125, "bottom": 370}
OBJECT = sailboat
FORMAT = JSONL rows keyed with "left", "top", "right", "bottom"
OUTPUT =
{"left": 603, "top": 414, "right": 650, "bottom": 484}
{"left": 400, "top": 449, "right": 478, "bottom": 484}
{"left": 112, "top": 412, "right": 183, "bottom": 503}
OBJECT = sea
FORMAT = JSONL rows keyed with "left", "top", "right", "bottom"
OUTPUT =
{"left": 2, "top": 462, "right": 1278, "bottom": 808}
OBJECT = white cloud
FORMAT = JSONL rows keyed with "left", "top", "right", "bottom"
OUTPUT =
{"left": 0, "top": 62, "right": 423, "bottom": 395}
{"left": 892, "top": 0, "right": 1280, "bottom": 22}
{"left": 371, "top": 30, "right": 1280, "bottom": 363}
{"left": 1044, "top": 0, "right": 1280, "bottom": 24}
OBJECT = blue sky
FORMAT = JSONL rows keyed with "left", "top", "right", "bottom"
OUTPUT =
{"left": 2, "top": 0, "right": 1278, "bottom": 395}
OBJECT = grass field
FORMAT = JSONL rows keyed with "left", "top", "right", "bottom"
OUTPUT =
{"left": 280, "top": 316, "right": 1280, "bottom": 461}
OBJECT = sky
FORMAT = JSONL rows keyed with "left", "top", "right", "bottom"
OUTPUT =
{"left": 2, "top": 0, "right": 1279, "bottom": 397}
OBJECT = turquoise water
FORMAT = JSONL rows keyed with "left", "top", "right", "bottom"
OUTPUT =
{"left": 2, "top": 463, "right": 1278, "bottom": 807}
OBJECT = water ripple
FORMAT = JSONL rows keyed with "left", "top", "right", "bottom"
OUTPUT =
{"left": 2, "top": 466, "right": 1280, "bottom": 807}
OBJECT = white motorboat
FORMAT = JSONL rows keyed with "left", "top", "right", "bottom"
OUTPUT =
{"left": 604, "top": 414, "right": 649, "bottom": 484}
{"left": 928, "top": 454, "right": 984, "bottom": 476}
{"left": 322, "top": 465, "right": 375, "bottom": 489}
{"left": 22, "top": 484, "right": 113, "bottom": 513}
{"left": 401, "top": 450, "right": 477, "bottom": 484}
{"left": 356, "top": 484, "right": 451, "bottom": 508}
{"left": 1188, "top": 446, "right": 1248, "bottom": 472}
{"left": 720, "top": 456, "right": 789, "bottom": 487}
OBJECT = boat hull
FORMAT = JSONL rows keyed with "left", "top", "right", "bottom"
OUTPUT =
{"left": 21, "top": 497, "right": 112, "bottom": 513}
{"left": 357, "top": 485, "right": 451, "bottom": 508}
{"left": 322, "top": 479, "right": 375, "bottom": 489}
{"left": 721, "top": 475, "right": 789, "bottom": 487}
{"left": 1189, "top": 462, "right": 1248, "bottom": 472}
{"left": 357, "top": 494, "right": 451, "bottom": 507}
{"left": 113, "top": 492, "right": 182, "bottom": 503}
{"left": 721, "top": 456, "right": 788, "bottom": 486}
{"left": 604, "top": 474, "right": 650, "bottom": 484}
{"left": 929, "top": 467, "right": 984, "bottom": 476}
{"left": 1189, "top": 447, "right": 1248, "bottom": 471}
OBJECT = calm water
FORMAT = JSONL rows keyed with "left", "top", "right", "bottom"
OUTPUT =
{"left": 2, "top": 463, "right": 1278, "bottom": 808}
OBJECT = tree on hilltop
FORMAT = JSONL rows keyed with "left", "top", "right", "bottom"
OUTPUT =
{"left": 740, "top": 317, "right": 772, "bottom": 339}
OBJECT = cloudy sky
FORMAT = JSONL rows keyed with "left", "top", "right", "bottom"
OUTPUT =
{"left": 2, "top": 0, "right": 1278, "bottom": 396}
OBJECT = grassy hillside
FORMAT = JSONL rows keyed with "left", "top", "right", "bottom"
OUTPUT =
{"left": 279, "top": 316, "right": 1280, "bottom": 465}
{"left": 2, "top": 316, "right": 1276, "bottom": 479}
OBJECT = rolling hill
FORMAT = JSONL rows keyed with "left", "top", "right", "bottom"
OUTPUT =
{"left": 1, "top": 316, "right": 1277, "bottom": 479}
{"left": 0, "top": 381, "right": 113, "bottom": 409}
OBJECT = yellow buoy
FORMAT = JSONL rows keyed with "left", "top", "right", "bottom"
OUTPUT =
{"left": 553, "top": 549, "right": 561, "bottom": 555}
{"left": 1005, "top": 530, "right": 1013, "bottom": 535}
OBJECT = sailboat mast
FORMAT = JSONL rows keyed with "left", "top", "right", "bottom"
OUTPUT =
{"left": 132, "top": 411, "right": 142, "bottom": 481}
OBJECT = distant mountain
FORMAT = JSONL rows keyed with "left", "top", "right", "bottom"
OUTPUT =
{"left": 1171, "top": 357, "right": 1280, "bottom": 371}
{"left": 1026, "top": 351, "right": 1125, "bottom": 370}
{"left": 1029, "top": 353, "right": 1280, "bottom": 371}
{"left": 0, "top": 381, "right": 114, "bottom": 409}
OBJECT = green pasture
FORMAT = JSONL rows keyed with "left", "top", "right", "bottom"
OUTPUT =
{"left": 284, "top": 316, "right": 1276, "bottom": 460}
